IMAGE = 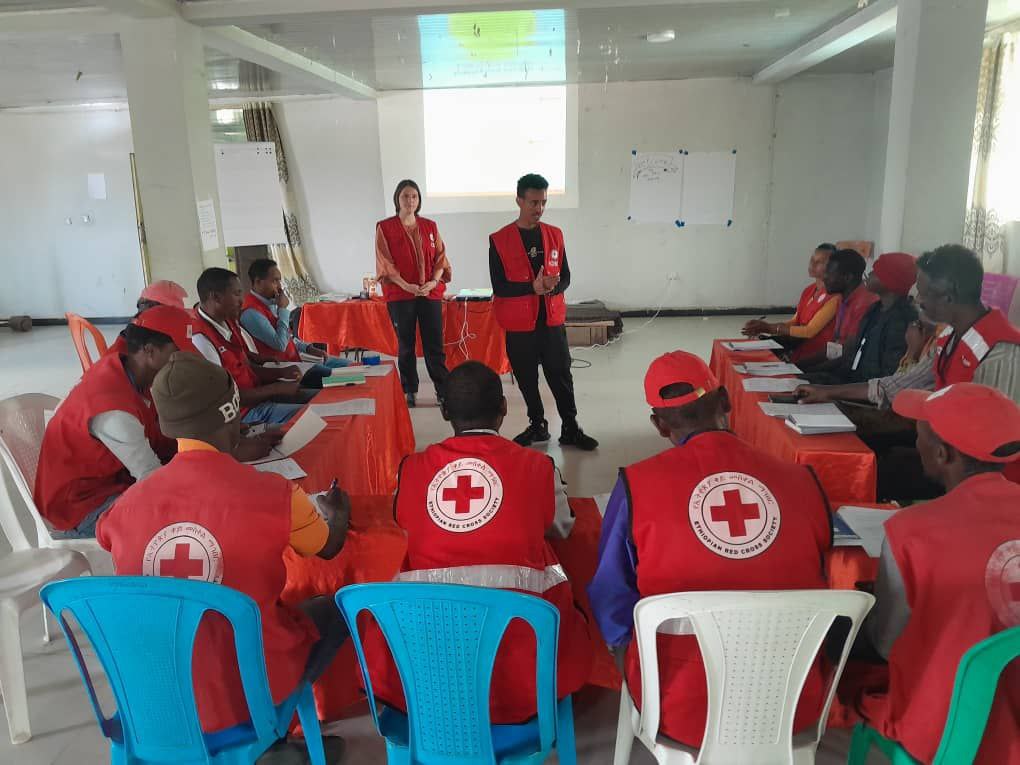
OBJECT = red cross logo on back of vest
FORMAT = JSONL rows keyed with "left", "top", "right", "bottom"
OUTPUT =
{"left": 143, "top": 523, "right": 224, "bottom": 583}
{"left": 442, "top": 475, "right": 487, "bottom": 514}
{"left": 985, "top": 540, "right": 1020, "bottom": 627}
{"left": 428, "top": 458, "right": 504, "bottom": 533}
{"left": 689, "top": 472, "right": 781, "bottom": 560}
{"left": 709, "top": 489, "right": 761, "bottom": 537}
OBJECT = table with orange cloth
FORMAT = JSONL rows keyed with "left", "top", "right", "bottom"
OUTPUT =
{"left": 299, "top": 298, "right": 511, "bottom": 374}
{"left": 281, "top": 496, "right": 618, "bottom": 722}
{"left": 709, "top": 339, "right": 877, "bottom": 504}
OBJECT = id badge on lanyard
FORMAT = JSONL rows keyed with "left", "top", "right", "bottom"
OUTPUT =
{"left": 547, "top": 248, "right": 562, "bottom": 277}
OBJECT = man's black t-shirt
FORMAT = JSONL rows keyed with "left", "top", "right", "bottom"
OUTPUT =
{"left": 488, "top": 226, "right": 571, "bottom": 325}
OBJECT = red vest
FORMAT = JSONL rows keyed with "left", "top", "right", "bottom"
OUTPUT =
{"left": 834, "top": 284, "right": 880, "bottom": 343}
{"left": 933, "top": 309, "right": 1020, "bottom": 389}
{"left": 490, "top": 223, "right": 567, "bottom": 332}
{"left": 241, "top": 293, "right": 300, "bottom": 362}
{"left": 622, "top": 431, "right": 832, "bottom": 747}
{"left": 790, "top": 283, "right": 836, "bottom": 363}
{"left": 192, "top": 311, "right": 260, "bottom": 390}
{"left": 858, "top": 472, "right": 1020, "bottom": 764}
{"left": 363, "top": 434, "right": 592, "bottom": 723}
{"left": 96, "top": 449, "right": 318, "bottom": 733}
{"left": 33, "top": 353, "right": 175, "bottom": 531}
{"left": 377, "top": 216, "right": 445, "bottom": 302}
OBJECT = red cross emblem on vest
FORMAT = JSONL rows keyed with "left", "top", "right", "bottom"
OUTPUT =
{"left": 985, "top": 540, "right": 1020, "bottom": 627}
{"left": 427, "top": 458, "right": 503, "bottom": 533}
{"left": 688, "top": 472, "right": 781, "bottom": 560}
{"left": 709, "top": 489, "right": 761, "bottom": 537}
{"left": 143, "top": 523, "right": 224, "bottom": 583}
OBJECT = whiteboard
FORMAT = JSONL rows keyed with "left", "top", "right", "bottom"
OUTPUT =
{"left": 628, "top": 151, "right": 684, "bottom": 224}
{"left": 681, "top": 151, "right": 737, "bottom": 226}
{"left": 213, "top": 142, "right": 286, "bottom": 246}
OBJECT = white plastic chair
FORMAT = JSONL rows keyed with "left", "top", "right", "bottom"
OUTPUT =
{"left": 613, "top": 589, "right": 875, "bottom": 765}
{"left": 0, "top": 394, "right": 111, "bottom": 576}
{"left": 0, "top": 396, "right": 93, "bottom": 744}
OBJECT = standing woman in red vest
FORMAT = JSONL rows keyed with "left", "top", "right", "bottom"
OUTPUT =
{"left": 375, "top": 179, "right": 451, "bottom": 408}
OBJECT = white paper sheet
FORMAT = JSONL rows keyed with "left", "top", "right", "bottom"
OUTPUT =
{"left": 311, "top": 399, "right": 376, "bottom": 418}
{"left": 196, "top": 198, "right": 220, "bottom": 252}
{"left": 836, "top": 507, "right": 899, "bottom": 558}
{"left": 87, "top": 173, "right": 107, "bottom": 200}
{"left": 253, "top": 458, "right": 307, "bottom": 480}
{"left": 338, "top": 364, "right": 393, "bottom": 377}
{"left": 246, "top": 409, "right": 326, "bottom": 464}
{"left": 213, "top": 142, "right": 286, "bottom": 246}
{"left": 681, "top": 151, "right": 737, "bottom": 225}
{"left": 742, "top": 361, "right": 803, "bottom": 376}
{"left": 742, "top": 377, "right": 808, "bottom": 393}
{"left": 722, "top": 339, "right": 783, "bottom": 351}
{"left": 758, "top": 402, "right": 842, "bottom": 418}
{"left": 628, "top": 151, "right": 685, "bottom": 224}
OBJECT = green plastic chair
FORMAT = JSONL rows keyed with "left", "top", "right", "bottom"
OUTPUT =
{"left": 848, "top": 625, "right": 1020, "bottom": 765}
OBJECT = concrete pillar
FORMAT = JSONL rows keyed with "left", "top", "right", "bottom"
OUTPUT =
{"left": 878, "top": 0, "right": 988, "bottom": 255}
{"left": 120, "top": 16, "right": 227, "bottom": 296}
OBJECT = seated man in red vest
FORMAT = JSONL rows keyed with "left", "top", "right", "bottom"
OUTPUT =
{"left": 797, "top": 244, "right": 1020, "bottom": 499}
{"left": 239, "top": 258, "right": 351, "bottom": 389}
{"left": 589, "top": 350, "right": 832, "bottom": 747}
{"left": 191, "top": 267, "right": 313, "bottom": 425}
{"left": 34, "top": 307, "right": 197, "bottom": 538}
{"left": 846, "top": 383, "right": 1020, "bottom": 763}
{"left": 363, "top": 360, "right": 593, "bottom": 723}
{"left": 97, "top": 352, "right": 351, "bottom": 759}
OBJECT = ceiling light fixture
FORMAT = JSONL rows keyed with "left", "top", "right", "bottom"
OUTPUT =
{"left": 645, "top": 30, "right": 676, "bottom": 44}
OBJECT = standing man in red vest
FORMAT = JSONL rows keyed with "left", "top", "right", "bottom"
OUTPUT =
{"left": 240, "top": 258, "right": 351, "bottom": 388}
{"left": 34, "top": 307, "right": 197, "bottom": 538}
{"left": 489, "top": 173, "right": 597, "bottom": 450}
{"left": 847, "top": 383, "right": 1020, "bottom": 763}
{"left": 589, "top": 350, "right": 832, "bottom": 747}
{"left": 97, "top": 352, "right": 351, "bottom": 760}
{"left": 191, "top": 267, "right": 311, "bottom": 425}
{"left": 362, "top": 361, "right": 593, "bottom": 723}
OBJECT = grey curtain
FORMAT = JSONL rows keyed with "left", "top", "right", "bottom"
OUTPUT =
{"left": 242, "top": 102, "right": 321, "bottom": 305}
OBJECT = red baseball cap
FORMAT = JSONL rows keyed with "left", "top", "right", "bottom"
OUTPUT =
{"left": 644, "top": 350, "right": 720, "bottom": 408}
{"left": 871, "top": 252, "right": 917, "bottom": 297}
{"left": 131, "top": 305, "right": 198, "bottom": 355}
{"left": 139, "top": 280, "right": 188, "bottom": 309}
{"left": 893, "top": 383, "right": 1020, "bottom": 462}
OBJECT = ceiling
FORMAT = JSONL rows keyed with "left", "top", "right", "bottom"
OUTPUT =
{"left": 0, "top": 0, "right": 1018, "bottom": 108}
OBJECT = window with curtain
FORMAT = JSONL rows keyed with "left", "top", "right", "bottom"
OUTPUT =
{"left": 965, "top": 31, "right": 1020, "bottom": 273}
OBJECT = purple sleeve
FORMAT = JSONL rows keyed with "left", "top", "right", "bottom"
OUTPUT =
{"left": 588, "top": 476, "right": 640, "bottom": 648}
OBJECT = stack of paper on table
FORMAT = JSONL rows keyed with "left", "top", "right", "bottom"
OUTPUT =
{"left": 723, "top": 339, "right": 783, "bottom": 351}
{"left": 735, "top": 361, "right": 802, "bottom": 376}
{"left": 336, "top": 364, "right": 392, "bottom": 377}
{"left": 835, "top": 506, "right": 899, "bottom": 557}
{"left": 742, "top": 377, "right": 808, "bottom": 393}
{"left": 310, "top": 399, "right": 376, "bottom": 417}
{"left": 784, "top": 412, "right": 856, "bottom": 435}
{"left": 758, "top": 402, "right": 842, "bottom": 418}
{"left": 245, "top": 409, "right": 326, "bottom": 465}
{"left": 323, "top": 372, "right": 366, "bottom": 387}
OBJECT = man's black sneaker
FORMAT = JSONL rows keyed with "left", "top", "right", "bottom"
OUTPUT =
{"left": 559, "top": 426, "right": 599, "bottom": 451}
{"left": 514, "top": 419, "right": 551, "bottom": 446}
{"left": 405, "top": 392, "right": 416, "bottom": 408}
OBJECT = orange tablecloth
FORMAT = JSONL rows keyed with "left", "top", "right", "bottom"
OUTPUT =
{"left": 299, "top": 298, "right": 511, "bottom": 374}
{"left": 709, "top": 340, "right": 877, "bottom": 504}
{"left": 283, "top": 496, "right": 617, "bottom": 721}
{"left": 284, "top": 362, "right": 414, "bottom": 496}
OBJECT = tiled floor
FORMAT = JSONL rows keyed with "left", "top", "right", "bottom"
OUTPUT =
{"left": 0, "top": 318, "right": 864, "bottom": 764}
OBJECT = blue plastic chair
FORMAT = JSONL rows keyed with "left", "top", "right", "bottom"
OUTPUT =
{"left": 40, "top": 576, "right": 327, "bottom": 765}
{"left": 335, "top": 582, "right": 577, "bottom": 764}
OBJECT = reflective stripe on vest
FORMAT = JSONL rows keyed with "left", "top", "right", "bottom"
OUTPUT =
{"left": 394, "top": 563, "right": 568, "bottom": 594}
{"left": 962, "top": 326, "right": 991, "bottom": 361}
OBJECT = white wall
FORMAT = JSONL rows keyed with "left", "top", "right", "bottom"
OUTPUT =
{"left": 0, "top": 108, "right": 144, "bottom": 318}
{"left": 282, "top": 73, "right": 889, "bottom": 311}
{"left": 866, "top": 68, "right": 893, "bottom": 247}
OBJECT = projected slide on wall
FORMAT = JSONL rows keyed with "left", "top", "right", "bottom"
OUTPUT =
{"left": 418, "top": 10, "right": 568, "bottom": 197}
{"left": 418, "top": 9, "right": 566, "bottom": 88}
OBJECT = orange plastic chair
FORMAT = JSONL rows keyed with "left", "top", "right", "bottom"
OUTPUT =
{"left": 65, "top": 313, "right": 108, "bottom": 373}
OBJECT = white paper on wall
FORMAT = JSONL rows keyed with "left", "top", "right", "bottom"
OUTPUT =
{"left": 196, "top": 198, "right": 220, "bottom": 252}
{"left": 213, "top": 142, "right": 286, "bottom": 246}
{"left": 87, "top": 173, "right": 107, "bottom": 200}
{"left": 680, "top": 151, "right": 737, "bottom": 226}
{"left": 627, "top": 151, "right": 684, "bottom": 224}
